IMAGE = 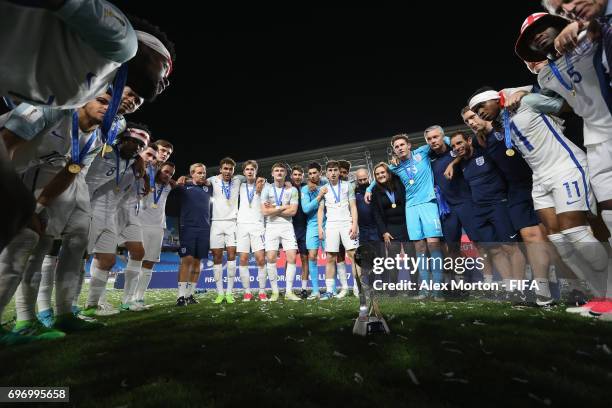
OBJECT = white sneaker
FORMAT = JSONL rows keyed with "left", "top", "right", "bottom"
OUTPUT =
{"left": 566, "top": 305, "right": 591, "bottom": 314}
{"left": 285, "top": 291, "right": 301, "bottom": 301}
{"left": 120, "top": 302, "right": 145, "bottom": 312}
{"left": 336, "top": 289, "right": 348, "bottom": 299}
{"left": 95, "top": 302, "right": 120, "bottom": 316}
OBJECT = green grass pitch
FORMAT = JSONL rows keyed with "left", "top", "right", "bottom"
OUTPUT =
{"left": 2, "top": 287, "right": 612, "bottom": 407}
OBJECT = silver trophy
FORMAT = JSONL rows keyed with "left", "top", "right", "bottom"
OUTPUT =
{"left": 352, "top": 244, "right": 390, "bottom": 336}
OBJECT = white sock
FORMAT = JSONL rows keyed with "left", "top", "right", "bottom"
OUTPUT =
{"left": 601, "top": 210, "right": 612, "bottom": 246}
{"left": 53, "top": 234, "right": 87, "bottom": 315}
{"left": 285, "top": 263, "right": 296, "bottom": 292}
{"left": 338, "top": 262, "right": 348, "bottom": 290}
{"left": 37, "top": 254, "right": 57, "bottom": 312}
{"left": 134, "top": 267, "right": 153, "bottom": 302}
{"left": 185, "top": 282, "right": 193, "bottom": 297}
{"left": 0, "top": 229, "right": 39, "bottom": 320}
{"left": 213, "top": 264, "right": 224, "bottom": 295}
{"left": 267, "top": 263, "right": 279, "bottom": 293}
{"left": 326, "top": 278, "right": 335, "bottom": 293}
{"left": 239, "top": 266, "right": 251, "bottom": 293}
{"left": 534, "top": 278, "right": 551, "bottom": 298}
{"left": 178, "top": 282, "right": 188, "bottom": 298}
{"left": 227, "top": 260, "right": 237, "bottom": 293}
{"left": 257, "top": 266, "right": 266, "bottom": 293}
{"left": 337, "top": 262, "right": 348, "bottom": 290}
{"left": 122, "top": 259, "right": 142, "bottom": 304}
{"left": 562, "top": 226, "right": 609, "bottom": 272}
{"left": 301, "top": 278, "right": 307, "bottom": 290}
{"left": 87, "top": 264, "right": 110, "bottom": 307}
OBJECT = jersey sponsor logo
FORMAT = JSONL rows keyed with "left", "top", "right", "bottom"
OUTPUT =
{"left": 509, "top": 233, "right": 518, "bottom": 239}
{"left": 203, "top": 186, "right": 209, "bottom": 192}
{"left": 494, "top": 132, "right": 504, "bottom": 141}
{"left": 475, "top": 156, "right": 485, "bottom": 166}
{"left": 414, "top": 153, "right": 422, "bottom": 162}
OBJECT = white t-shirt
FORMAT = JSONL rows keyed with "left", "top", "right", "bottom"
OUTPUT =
{"left": 209, "top": 175, "right": 241, "bottom": 221}
{"left": 322, "top": 180, "right": 355, "bottom": 223}
{"left": 237, "top": 181, "right": 264, "bottom": 224}
{"left": 261, "top": 183, "right": 298, "bottom": 225}
{"left": 140, "top": 182, "right": 173, "bottom": 228}
{"left": 510, "top": 95, "right": 587, "bottom": 184}
{"left": 0, "top": 0, "right": 137, "bottom": 108}
{"left": 538, "top": 38, "right": 612, "bottom": 146}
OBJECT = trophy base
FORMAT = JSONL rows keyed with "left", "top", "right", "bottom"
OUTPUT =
{"left": 352, "top": 316, "right": 390, "bottom": 336}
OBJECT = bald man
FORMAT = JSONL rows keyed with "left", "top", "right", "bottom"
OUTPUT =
{"left": 354, "top": 169, "right": 380, "bottom": 244}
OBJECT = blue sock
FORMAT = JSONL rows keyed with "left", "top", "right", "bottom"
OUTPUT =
{"left": 429, "top": 249, "right": 444, "bottom": 296}
{"left": 417, "top": 252, "right": 429, "bottom": 294}
{"left": 308, "top": 260, "right": 319, "bottom": 294}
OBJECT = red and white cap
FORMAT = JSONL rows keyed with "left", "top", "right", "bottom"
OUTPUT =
{"left": 126, "top": 127, "right": 151, "bottom": 146}
{"left": 515, "top": 12, "right": 570, "bottom": 62}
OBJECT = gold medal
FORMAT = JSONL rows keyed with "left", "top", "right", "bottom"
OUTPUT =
{"left": 409, "top": 180, "right": 414, "bottom": 185}
{"left": 151, "top": 203, "right": 158, "bottom": 209}
{"left": 103, "top": 144, "right": 113, "bottom": 154}
{"left": 68, "top": 164, "right": 81, "bottom": 174}
{"left": 391, "top": 203, "right": 397, "bottom": 208}
{"left": 505, "top": 148, "right": 515, "bottom": 157}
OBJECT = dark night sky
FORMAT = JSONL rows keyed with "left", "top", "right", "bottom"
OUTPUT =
{"left": 110, "top": 3, "right": 544, "bottom": 174}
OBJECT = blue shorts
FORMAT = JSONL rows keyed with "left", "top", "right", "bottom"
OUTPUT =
{"left": 359, "top": 226, "right": 379, "bottom": 243}
{"left": 179, "top": 228, "right": 210, "bottom": 259}
{"left": 442, "top": 201, "right": 478, "bottom": 245}
{"left": 508, "top": 183, "right": 539, "bottom": 231}
{"left": 472, "top": 201, "right": 518, "bottom": 243}
{"left": 306, "top": 225, "right": 324, "bottom": 251}
{"left": 405, "top": 200, "right": 443, "bottom": 241}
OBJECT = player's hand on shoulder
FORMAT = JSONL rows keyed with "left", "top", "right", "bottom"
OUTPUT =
{"left": 444, "top": 163, "right": 454, "bottom": 180}
{"left": 389, "top": 156, "right": 399, "bottom": 166}
{"left": 364, "top": 191, "right": 371, "bottom": 204}
{"left": 319, "top": 186, "right": 328, "bottom": 197}
{"left": 506, "top": 90, "right": 528, "bottom": 112}
{"left": 554, "top": 21, "right": 581, "bottom": 55}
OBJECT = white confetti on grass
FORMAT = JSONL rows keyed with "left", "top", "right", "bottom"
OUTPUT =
{"left": 120, "top": 379, "right": 128, "bottom": 388}
{"left": 472, "top": 320, "right": 486, "bottom": 325}
{"left": 444, "top": 378, "right": 469, "bottom": 384}
{"left": 353, "top": 372, "right": 364, "bottom": 384}
{"left": 406, "top": 369, "right": 420, "bottom": 385}
{"left": 442, "top": 372, "right": 454, "bottom": 377}
{"left": 512, "top": 377, "right": 529, "bottom": 384}
{"left": 333, "top": 351, "right": 347, "bottom": 358}
{"left": 444, "top": 348, "right": 463, "bottom": 354}
{"left": 216, "top": 372, "right": 227, "bottom": 377}
{"left": 528, "top": 393, "right": 552, "bottom": 406}
{"left": 274, "top": 355, "right": 282, "bottom": 364}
